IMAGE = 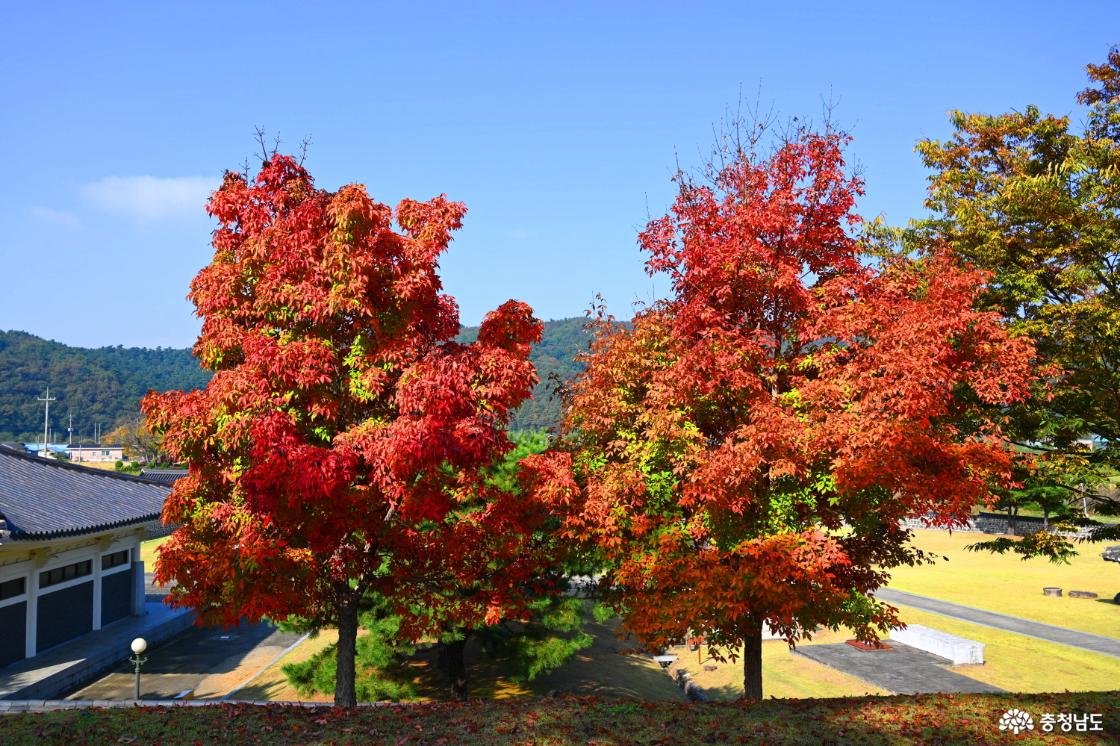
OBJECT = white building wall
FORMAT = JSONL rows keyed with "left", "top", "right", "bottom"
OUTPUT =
{"left": 0, "top": 528, "right": 149, "bottom": 663}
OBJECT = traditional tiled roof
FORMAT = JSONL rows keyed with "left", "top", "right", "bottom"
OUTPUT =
{"left": 0, "top": 445, "right": 168, "bottom": 541}
{"left": 138, "top": 468, "right": 188, "bottom": 486}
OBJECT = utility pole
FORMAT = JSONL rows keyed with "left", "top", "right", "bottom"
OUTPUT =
{"left": 68, "top": 411, "right": 73, "bottom": 446}
{"left": 37, "top": 387, "right": 56, "bottom": 457}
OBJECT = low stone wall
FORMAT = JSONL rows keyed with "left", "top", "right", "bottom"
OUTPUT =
{"left": 890, "top": 624, "right": 984, "bottom": 665}
{"left": 902, "top": 512, "right": 1093, "bottom": 538}
{"left": 669, "top": 665, "right": 709, "bottom": 702}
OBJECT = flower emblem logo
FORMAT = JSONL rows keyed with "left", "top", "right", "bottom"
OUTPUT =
{"left": 999, "top": 709, "right": 1035, "bottom": 735}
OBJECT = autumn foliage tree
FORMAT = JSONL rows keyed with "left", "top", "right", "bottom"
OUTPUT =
{"left": 560, "top": 125, "right": 1036, "bottom": 699}
{"left": 384, "top": 430, "right": 589, "bottom": 699}
{"left": 143, "top": 155, "right": 545, "bottom": 707}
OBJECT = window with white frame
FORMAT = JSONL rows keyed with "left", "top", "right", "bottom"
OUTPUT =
{"left": 39, "top": 559, "right": 92, "bottom": 589}
{"left": 101, "top": 549, "right": 130, "bottom": 571}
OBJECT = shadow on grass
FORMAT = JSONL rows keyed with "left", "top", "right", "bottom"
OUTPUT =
{"left": 523, "top": 617, "right": 684, "bottom": 701}
{"left": 255, "top": 611, "right": 685, "bottom": 703}
{"left": 701, "top": 683, "right": 745, "bottom": 701}
{"left": 378, "top": 615, "right": 684, "bottom": 702}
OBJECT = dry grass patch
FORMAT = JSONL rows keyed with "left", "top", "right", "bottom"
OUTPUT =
{"left": 667, "top": 627, "right": 889, "bottom": 701}
{"left": 234, "top": 631, "right": 337, "bottom": 703}
{"left": 139, "top": 535, "right": 169, "bottom": 567}
{"left": 5, "top": 692, "right": 1118, "bottom": 745}
{"left": 892, "top": 605, "right": 1120, "bottom": 694}
{"left": 890, "top": 529, "right": 1120, "bottom": 636}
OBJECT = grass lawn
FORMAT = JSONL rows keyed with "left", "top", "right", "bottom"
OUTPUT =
{"left": 235, "top": 630, "right": 338, "bottom": 703}
{"left": 890, "top": 529, "right": 1120, "bottom": 636}
{"left": 892, "top": 605, "right": 1120, "bottom": 694}
{"left": 139, "top": 535, "right": 169, "bottom": 567}
{"left": 238, "top": 615, "right": 682, "bottom": 703}
{"left": 666, "top": 600, "right": 1120, "bottom": 700}
{"left": 3, "top": 692, "right": 1117, "bottom": 745}
{"left": 666, "top": 628, "right": 890, "bottom": 701}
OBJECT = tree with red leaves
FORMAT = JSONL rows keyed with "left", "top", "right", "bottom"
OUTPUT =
{"left": 143, "top": 155, "right": 544, "bottom": 707}
{"left": 559, "top": 125, "right": 1036, "bottom": 699}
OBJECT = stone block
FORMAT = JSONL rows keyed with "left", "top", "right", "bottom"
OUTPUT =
{"left": 890, "top": 624, "right": 984, "bottom": 665}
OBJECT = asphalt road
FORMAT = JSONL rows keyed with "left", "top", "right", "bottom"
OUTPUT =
{"left": 66, "top": 620, "right": 304, "bottom": 701}
{"left": 877, "top": 588, "right": 1120, "bottom": 659}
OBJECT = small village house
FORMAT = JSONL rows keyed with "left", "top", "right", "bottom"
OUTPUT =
{"left": 66, "top": 445, "right": 126, "bottom": 464}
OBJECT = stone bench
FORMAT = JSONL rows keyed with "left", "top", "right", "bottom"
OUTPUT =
{"left": 889, "top": 624, "right": 984, "bottom": 665}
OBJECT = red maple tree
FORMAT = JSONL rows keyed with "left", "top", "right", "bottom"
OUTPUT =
{"left": 143, "top": 155, "right": 544, "bottom": 707}
{"left": 559, "top": 127, "right": 1036, "bottom": 699}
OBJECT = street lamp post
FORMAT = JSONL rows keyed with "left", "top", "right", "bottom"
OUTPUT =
{"left": 130, "top": 637, "right": 148, "bottom": 701}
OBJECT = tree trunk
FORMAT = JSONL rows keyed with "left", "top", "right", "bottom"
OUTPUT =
{"left": 447, "top": 637, "right": 469, "bottom": 701}
{"left": 334, "top": 601, "right": 359, "bottom": 708}
{"left": 743, "top": 619, "right": 763, "bottom": 700}
{"left": 1042, "top": 506, "right": 1050, "bottom": 531}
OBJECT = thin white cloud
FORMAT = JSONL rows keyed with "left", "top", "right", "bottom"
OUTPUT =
{"left": 28, "top": 206, "right": 81, "bottom": 229}
{"left": 509, "top": 227, "right": 531, "bottom": 240}
{"left": 79, "top": 175, "right": 219, "bottom": 220}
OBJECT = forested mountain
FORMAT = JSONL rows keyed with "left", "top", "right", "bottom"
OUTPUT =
{"left": 0, "top": 331, "right": 210, "bottom": 442}
{"left": 458, "top": 316, "right": 590, "bottom": 431}
{"left": 0, "top": 318, "right": 591, "bottom": 441}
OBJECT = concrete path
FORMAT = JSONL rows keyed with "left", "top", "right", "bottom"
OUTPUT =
{"left": 0, "top": 699, "right": 352, "bottom": 712}
{"left": 794, "top": 642, "right": 1003, "bottom": 695}
{"left": 0, "top": 601, "right": 193, "bottom": 700}
{"left": 66, "top": 621, "right": 304, "bottom": 701}
{"left": 877, "top": 588, "right": 1120, "bottom": 659}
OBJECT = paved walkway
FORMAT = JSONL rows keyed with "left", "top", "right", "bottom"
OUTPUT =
{"left": 877, "top": 588, "right": 1120, "bottom": 659}
{"left": 794, "top": 642, "right": 1002, "bottom": 695}
{"left": 0, "top": 601, "right": 193, "bottom": 700}
{"left": 66, "top": 621, "right": 304, "bottom": 701}
{"left": 1, "top": 699, "right": 347, "bottom": 712}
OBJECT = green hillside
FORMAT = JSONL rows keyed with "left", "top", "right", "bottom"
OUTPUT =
{"left": 459, "top": 316, "right": 590, "bottom": 432}
{"left": 0, "top": 331, "right": 210, "bottom": 442}
{"left": 0, "top": 319, "right": 589, "bottom": 441}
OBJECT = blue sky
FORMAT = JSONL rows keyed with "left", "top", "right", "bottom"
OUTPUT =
{"left": 1, "top": 1, "right": 1116, "bottom": 348}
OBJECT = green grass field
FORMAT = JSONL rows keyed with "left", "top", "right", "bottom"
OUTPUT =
{"left": 889, "top": 529, "right": 1120, "bottom": 636}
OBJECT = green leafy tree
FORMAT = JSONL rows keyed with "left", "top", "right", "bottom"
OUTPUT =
{"left": 915, "top": 48, "right": 1120, "bottom": 551}
{"left": 281, "top": 431, "right": 592, "bottom": 700}
{"left": 395, "top": 429, "right": 592, "bottom": 699}
{"left": 282, "top": 602, "right": 418, "bottom": 702}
